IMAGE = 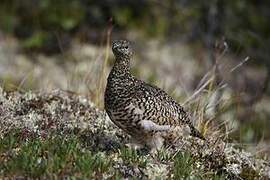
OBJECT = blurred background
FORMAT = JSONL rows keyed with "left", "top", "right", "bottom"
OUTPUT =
{"left": 0, "top": 1, "right": 269, "bottom": 156}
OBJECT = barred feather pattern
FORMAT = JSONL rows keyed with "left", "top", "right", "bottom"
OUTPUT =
{"left": 105, "top": 40, "right": 205, "bottom": 148}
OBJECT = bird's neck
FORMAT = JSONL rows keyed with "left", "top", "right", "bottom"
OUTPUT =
{"left": 111, "top": 56, "right": 131, "bottom": 76}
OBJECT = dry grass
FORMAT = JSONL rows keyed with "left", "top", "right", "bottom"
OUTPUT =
{"left": 1, "top": 32, "right": 269, "bottom": 179}
{"left": 95, "top": 20, "right": 113, "bottom": 108}
{"left": 1, "top": 87, "right": 269, "bottom": 179}
{"left": 182, "top": 40, "right": 250, "bottom": 141}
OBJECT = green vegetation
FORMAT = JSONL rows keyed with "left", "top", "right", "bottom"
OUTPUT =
{"left": 0, "top": 88, "right": 269, "bottom": 179}
{"left": 0, "top": 131, "right": 111, "bottom": 178}
{"left": 118, "top": 147, "right": 147, "bottom": 168}
{"left": 0, "top": 0, "right": 269, "bottom": 179}
{"left": 0, "top": 0, "right": 269, "bottom": 62}
{"left": 172, "top": 152, "right": 226, "bottom": 180}
{"left": 173, "top": 152, "right": 194, "bottom": 179}
{"left": 0, "top": 131, "right": 228, "bottom": 179}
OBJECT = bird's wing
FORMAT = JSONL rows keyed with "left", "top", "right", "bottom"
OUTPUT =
{"left": 129, "top": 81, "right": 205, "bottom": 140}
{"left": 129, "top": 81, "right": 188, "bottom": 127}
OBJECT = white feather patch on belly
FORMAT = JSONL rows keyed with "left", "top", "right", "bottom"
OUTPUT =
{"left": 139, "top": 120, "right": 171, "bottom": 131}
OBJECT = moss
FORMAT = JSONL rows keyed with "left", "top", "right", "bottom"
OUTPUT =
{"left": 0, "top": 87, "right": 269, "bottom": 179}
{"left": 172, "top": 151, "right": 194, "bottom": 179}
{"left": 240, "top": 166, "right": 260, "bottom": 180}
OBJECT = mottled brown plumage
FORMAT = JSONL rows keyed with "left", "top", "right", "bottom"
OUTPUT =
{"left": 105, "top": 40, "right": 205, "bottom": 149}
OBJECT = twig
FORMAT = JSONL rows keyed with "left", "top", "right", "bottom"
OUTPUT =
{"left": 230, "top": 56, "right": 250, "bottom": 73}
{"left": 183, "top": 77, "right": 214, "bottom": 105}
{"left": 95, "top": 18, "right": 113, "bottom": 107}
{"left": 184, "top": 56, "right": 250, "bottom": 106}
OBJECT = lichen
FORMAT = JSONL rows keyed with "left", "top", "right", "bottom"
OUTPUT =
{"left": 0, "top": 88, "right": 269, "bottom": 179}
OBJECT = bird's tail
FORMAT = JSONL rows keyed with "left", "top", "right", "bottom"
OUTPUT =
{"left": 189, "top": 125, "right": 206, "bottom": 140}
{"left": 181, "top": 111, "right": 206, "bottom": 140}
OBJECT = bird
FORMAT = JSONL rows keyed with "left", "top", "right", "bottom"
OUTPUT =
{"left": 104, "top": 39, "right": 205, "bottom": 150}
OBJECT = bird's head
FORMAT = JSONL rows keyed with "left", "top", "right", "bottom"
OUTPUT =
{"left": 112, "top": 40, "right": 133, "bottom": 59}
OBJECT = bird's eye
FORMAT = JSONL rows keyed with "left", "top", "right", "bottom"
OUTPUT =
{"left": 124, "top": 46, "right": 128, "bottom": 49}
